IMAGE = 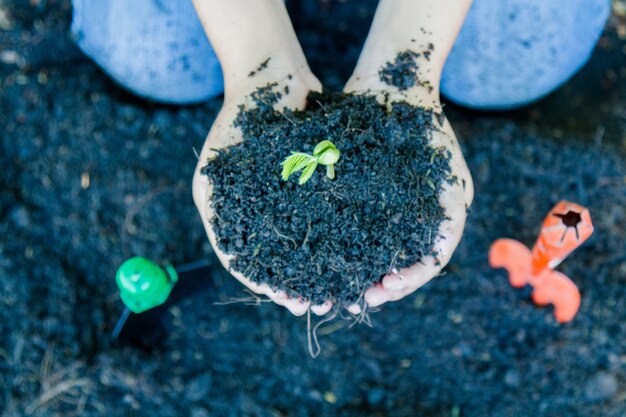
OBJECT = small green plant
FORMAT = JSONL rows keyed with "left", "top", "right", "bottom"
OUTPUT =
{"left": 281, "top": 140, "right": 340, "bottom": 185}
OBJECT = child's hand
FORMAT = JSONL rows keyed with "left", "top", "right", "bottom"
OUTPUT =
{"left": 191, "top": 0, "right": 329, "bottom": 315}
{"left": 341, "top": 0, "right": 474, "bottom": 311}
{"left": 192, "top": 0, "right": 474, "bottom": 316}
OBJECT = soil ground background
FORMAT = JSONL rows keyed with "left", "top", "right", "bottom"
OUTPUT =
{"left": 0, "top": 1, "right": 625, "bottom": 416}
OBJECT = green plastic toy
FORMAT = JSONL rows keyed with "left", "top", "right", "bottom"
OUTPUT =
{"left": 115, "top": 257, "right": 178, "bottom": 314}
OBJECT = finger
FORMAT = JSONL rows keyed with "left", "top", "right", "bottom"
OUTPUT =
{"left": 283, "top": 300, "right": 311, "bottom": 316}
{"left": 363, "top": 283, "right": 391, "bottom": 307}
{"left": 387, "top": 260, "right": 440, "bottom": 302}
{"left": 268, "top": 290, "right": 311, "bottom": 316}
{"left": 311, "top": 301, "right": 333, "bottom": 316}
{"left": 346, "top": 303, "right": 363, "bottom": 315}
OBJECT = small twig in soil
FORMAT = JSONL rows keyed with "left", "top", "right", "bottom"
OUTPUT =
{"left": 26, "top": 378, "right": 93, "bottom": 414}
{"left": 315, "top": 100, "right": 329, "bottom": 114}
{"left": 76, "top": 390, "right": 89, "bottom": 415}
{"left": 307, "top": 309, "right": 318, "bottom": 358}
{"left": 307, "top": 309, "right": 339, "bottom": 358}
{"left": 301, "top": 220, "right": 312, "bottom": 248}
{"left": 281, "top": 275, "right": 306, "bottom": 286}
{"left": 278, "top": 109, "right": 298, "bottom": 126}
{"left": 272, "top": 225, "right": 297, "bottom": 248}
{"left": 242, "top": 260, "right": 258, "bottom": 278}
{"left": 41, "top": 342, "right": 54, "bottom": 378}
{"left": 341, "top": 117, "right": 352, "bottom": 137}
{"left": 328, "top": 189, "right": 345, "bottom": 201}
{"left": 26, "top": 347, "right": 93, "bottom": 415}
{"left": 213, "top": 289, "right": 272, "bottom": 306}
{"left": 349, "top": 303, "right": 373, "bottom": 328}
{"left": 388, "top": 248, "right": 400, "bottom": 272}
{"left": 253, "top": 242, "right": 262, "bottom": 257}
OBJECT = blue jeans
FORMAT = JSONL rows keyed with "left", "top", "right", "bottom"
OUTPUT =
{"left": 71, "top": 0, "right": 223, "bottom": 104}
{"left": 72, "top": 0, "right": 610, "bottom": 109}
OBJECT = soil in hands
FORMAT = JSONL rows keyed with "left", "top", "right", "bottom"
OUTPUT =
{"left": 201, "top": 85, "right": 452, "bottom": 307}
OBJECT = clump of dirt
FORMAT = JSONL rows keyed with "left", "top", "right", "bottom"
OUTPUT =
{"left": 379, "top": 48, "right": 434, "bottom": 92}
{"left": 201, "top": 85, "right": 452, "bottom": 306}
{"left": 248, "top": 57, "right": 271, "bottom": 77}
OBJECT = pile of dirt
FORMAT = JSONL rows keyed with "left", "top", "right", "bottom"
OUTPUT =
{"left": 202, "top": 87, "right": 451, "bottom": 306}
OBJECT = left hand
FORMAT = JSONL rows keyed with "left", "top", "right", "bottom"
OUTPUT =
{"left": 341, "top": 0, "right": 475, "bottom": 312}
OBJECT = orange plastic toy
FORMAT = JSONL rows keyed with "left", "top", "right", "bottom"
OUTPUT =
{"left": 489, "top": 201, "right": 593, "bottom": 323}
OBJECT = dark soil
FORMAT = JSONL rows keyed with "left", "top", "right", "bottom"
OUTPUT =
{"left": 379, "top": 50, "right": 421, "bottom": 90}
{"left": 379, "top": 48, "right": 434, "bottom": 91}
{"left": 202, "top": 88, "right": 450, "bottom": 306}
{"left": 248, "top": 57, "right": 271, "bottom": 78}
{"left": 1, "top": 0, "right": 626, "bottom": 416}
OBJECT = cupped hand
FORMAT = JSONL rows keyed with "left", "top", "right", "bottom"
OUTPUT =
{"left": 192, "top": 0, "right": 474, "bottom": 316}
{"left": 192, "top": 0, "right": 332, "bottom": 316}
{"left": 341, "top": 0, "right": 475, "bottom": 312}
{"left": 192, "top": 69, "right": 332, "bottom": 316}
{"left": 341, "top": 109, "right": 473, "bottom": 312}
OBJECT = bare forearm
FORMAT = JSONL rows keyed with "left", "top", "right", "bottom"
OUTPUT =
{"left": 191, "top": 0, "right": 311, "bottom": 94}
{"left": 347, "top": 0, "right": 473, "bottom": 103}
{"left": 363, "top": 0, "right": 472, "bottom": 72}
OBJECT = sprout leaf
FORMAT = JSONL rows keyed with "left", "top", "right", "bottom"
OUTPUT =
{"left": 313, "top": 140, "right": 336, "bottom": 157}
{"left": 299, "top": 160, "right": 319, "bottom": 185}
{"left": 281, "top": 152, "right": 315, "bottom": 181}
{"left": 281, "top": 140, "right": 341, "bottom": 185}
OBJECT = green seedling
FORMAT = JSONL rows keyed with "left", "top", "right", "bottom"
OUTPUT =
{"left": 281, "top": 140, "right": 341, "bottom": 185}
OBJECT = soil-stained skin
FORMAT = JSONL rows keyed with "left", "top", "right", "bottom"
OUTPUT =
{"left": 202, "top": 84, "right": 451, "bottom": 306}
{"left": 379, "top": 47, "right": 435, "bottom": 92}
